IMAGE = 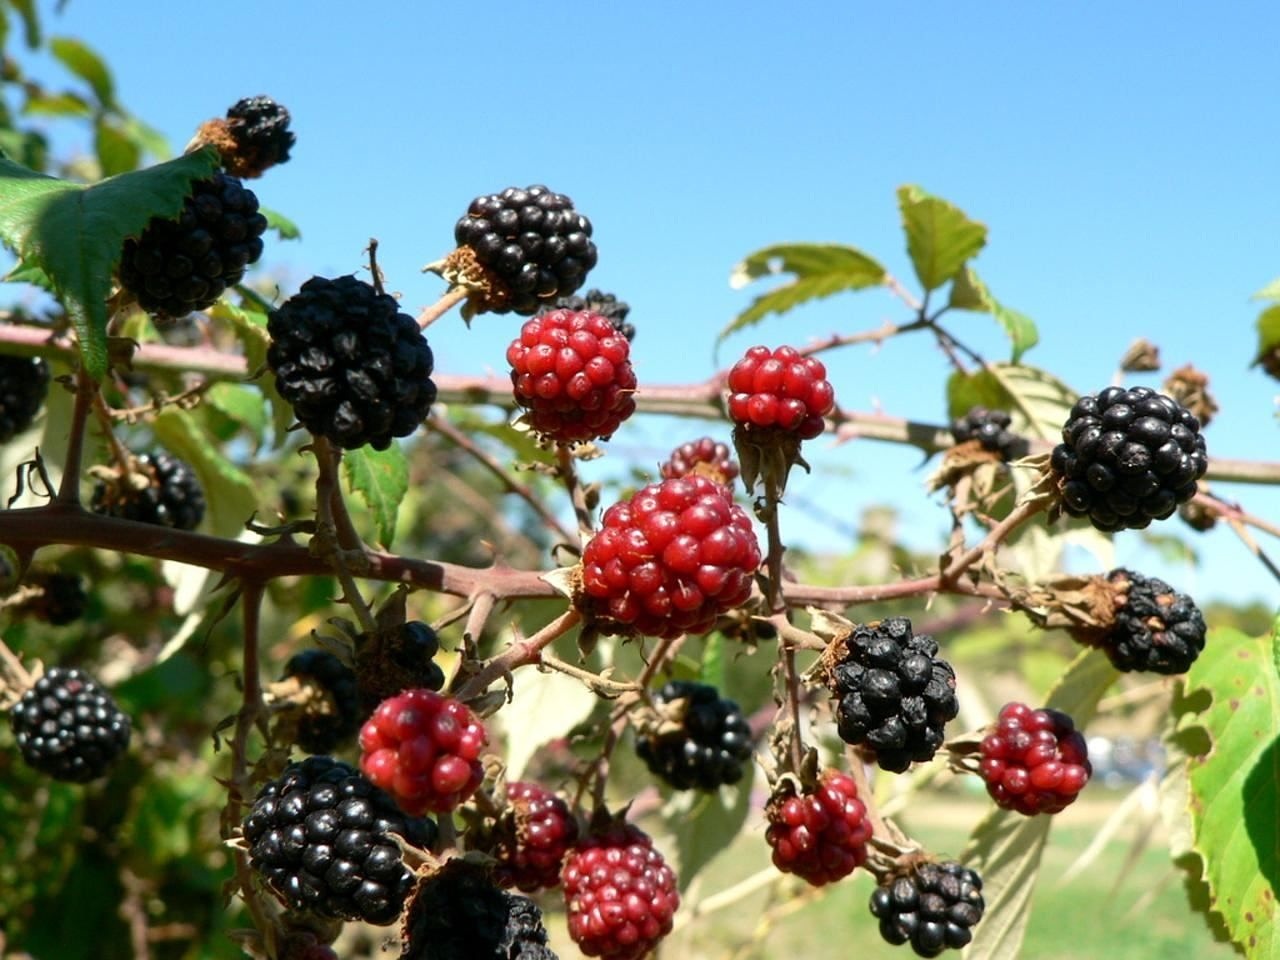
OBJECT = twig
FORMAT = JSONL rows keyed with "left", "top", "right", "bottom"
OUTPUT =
{"left": 452, "top": 607, "right": 582, "bottom": 701}
{"left": 1224, "top": 517, "right": 1280, "bottom": 584}
{"left": 417, "top": 285, "right": 469, "bottom": 330}
{"left": 90, "top": 389, "right": 133, "bottom": 468}
{"left": 56, "top": 370, "right": 94, "bottom": 505}
{"left": 555, "top": 444, "right": 593, "bottom": 545}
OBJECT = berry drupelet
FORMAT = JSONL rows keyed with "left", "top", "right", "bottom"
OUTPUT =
{"left": 978, "top": 703, "right": 1090, "bottom": 815}
{"left": 9, "top": 667, "right": 131, "bottom": 782}
{"left": 635, "top": 680, "right": 753, "bottom": 791}
{"left": 765, "top": 768, "right": 872, "bottom": 886}
{"left": 91, "top": 451, "right": 206, "bottom": 530}
{"left": 870, "top": 860, "right": 985, "bottom": 957}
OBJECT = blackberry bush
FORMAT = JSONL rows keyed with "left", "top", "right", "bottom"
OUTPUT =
{"left": 9, "top": 667, "right": 131, "bottom": 782}
{"left": 634, "top": 679, "right": 753, "bottom": 790}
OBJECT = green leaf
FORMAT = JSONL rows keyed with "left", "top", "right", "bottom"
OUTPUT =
{"left": 118, "top": 115, "right": 172, "bottom": 161}
{"left": 1177, "top": 622, "right": 1280, "bottom": 957}
{"left": 1254, "top": 278, "right": 1280, "bottom": 302}
{"left": 946, "top": 363, "right": 1076, "bottom": 442}
{"left": 0, "top": 148, "right": 219, "bottom": 379}
{"left": 897, "top": 184, "right": 987, "bottom": 292}
{"left": 206, "top": 382, "right": 267, "bottom": 439}
{"left": 260, "top": 205, "right": 301, "bottom": 240}
{"left": 1255, "top": 305, "right": 1280, "bottom": 364}
{"left": 152, "top": 408, "right": 258, "bottom": 538}
{"left": 946, "top": 267, "right": 1039, "bottom": 361}
{"left": 93, "top": 117, "right": 140, "bottom": 177}
{"left": 9, "top": 0, "right": 39, "bottom": 48}
{"left": 342, "top": 444, "right": 409, "bottom": 547}
{"left": 497, "top": 653, "right": 599, "bottom": 782}
{"left": 721, "top": 242, "right": 887, "bottom": 341}
{"left": 49, "top": 36, "right": 115, "bottom": 108}
{"left": 699, "top": 633, "right": 726, "bottom": 690}
{"left": 664, "top": 765, "right": 754, "bottom": 891}
{"left": 962, "top": 650, "right": 1118, "bottom": 959}
{"left": 23, "top": 91, "right": 92, "bottom": 118}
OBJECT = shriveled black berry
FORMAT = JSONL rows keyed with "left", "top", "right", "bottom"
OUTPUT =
{"left": 870, "top": 860, "right": 984, "bottom": 957}
{"left": 0, "top": 355, "right": 49, "bottom": 442}
{"left": 118, "top": 172, "right": 267, "bottom": 320}
{"left": 636, "top": 680, "right": 754, "bottom": 791}
{"left": 283, "top": 650, "right": 361, "bottom": 754}
{"left": 243, "top": 756, "right": 436, "bottom": 925}
{"left": 16, "top": 571, "right": 87, "bottom": 625}
{"left": 224, "top": 95, "right": 295, "bottom": 177}
{"left": 9, "top": 667, "right": 131, "bottom": 782}
{"left": 1100, "top": 568, "right": 1206, "bottom": 674}
{"left": 539, "top": 288, "right": 632, "bottom": 341}
{"left": 401, "top": 860, "right": 558, "bottom": 959}
{"left": 455, "top": 185, "right": 596, "bottom": 315}
{"left": 831, "top": 617, "right": 958, "bottom": 773}
{"left": 268, "top": 275, "right": 437, "bottom": 451}
{"left": 356, "top": 621, "right": 446, "bottom": 713}
{"left": 91, "top": 451, "right": 206, "bottom": 530}
{"left": 950, "top": 406, "right": 1029, "bottom": 461}
{"left": 1050, "top": 386, "right": 1208, "bottom": 532}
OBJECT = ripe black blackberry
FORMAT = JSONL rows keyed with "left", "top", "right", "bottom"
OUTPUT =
{"left": 356, "top": 621, "right": 446, "bottom": 714}
{"left": 870, "top": 860, "right": 985, "bottom": 957}
{"left": 118, "top": 172, "right": 267, "bottom": 320}
{"left": 635, "top": 680, "right": 754, "bottom": 791}
{"left": 268, "top": 275, "right": 437, "bottom": 451}
{"left": 454, "top": 185, "right": 596, "bottom": 315}
{"left": 9, "top": 667, "right": 131, "bottom": 782}
{"left": 1050, "top": 386, "right": 1208, "bottom": 532}
{"left": 830, "top": 617, "right": 959, "bottom": 773}
{"left": 538, "top": 288, "right": 633, "bottom": 341}
{"left": 950, "top": 406, "right": 1029, "bottom": 461}
{"left": 91, "top": 451, "right": 206, "bottom": 530}
{"left": 401, "top": 860, "right": 558, "bottom": 959}
{"left": 242, "top": 755, "right": 437, "bottom": 925}
{"left": 282, "top": 650, "right": 361, "bottom": 754}
{"left": 1096, "top": 569, "right": 1206, "bottom": 674}
{"left": 17, "top": 571, "right": 87, "bottom": 625}
{"left": 0, "top": 354, "right": 49, "bottom": 442}
{"left": 223, "top": 95, "right": 295, "bottom": 177}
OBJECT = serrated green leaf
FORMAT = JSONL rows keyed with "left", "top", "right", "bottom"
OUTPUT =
{"left": 1255, "top": 305, "right": 1280, "bottom": 364}
{"left": 152, "top": 407, "right": 258, "bottom": 538}
{"left": 342, "top": 444, "right": 409, "bottom": 547}
{"left": 948, "top": 265, "right": 988, "bottom": 311}
{"left": 94, "top": 117, "right": 139, "bottom": 177}
{"left": 1178, "top": 623, "right": 1280, "bottom": 958}
{"left": 897, "top": 185, "right": 987, "bottom": 292}
{"left": 720, "top": 242, "right": 886, "bottom": 342}
{"left": 946, "top": 266, "right": 1038, "bottom": 362}
{"left": 665, "top": 765, "right": 754, "bottom": 891}
{"left": 206, "top": 382, "right": 267, "bottom": 438}
{"left": 260, "top": 205, "right": 301, "bottom": 240}
{"left": 946, "top": 363, "right": 1076, "bottom": 442}
{"left": 0, "top": 148, "right": 219, "bottom": 379}
{"left": 50, "top": 36, "right": 115, "bottom": 108}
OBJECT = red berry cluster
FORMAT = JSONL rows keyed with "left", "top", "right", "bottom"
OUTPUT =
{"left": 765, "top": 769, "right": 872, "bottom": 886}
{"left": 660, "top": 436, "right": 739, "bottom": 488}
{"left": 492, "top": 780, "right": 580, "bottom": 892}
{"left": 358, "top": 688, "right": 487, "bottom": 815}
{"left": 561, "top": 823, "right": 679, "bottom": 960}
{"left": 726, "top": 345, "right": 835, "bottom": 439}
{"left": 506, "top": 308, "right": 637, "bottom": 444}
{"left": 580, "top": 475, "right": 761, "bottom": 639}
{"left": 979, "top": 702, "right": 1091, "bottom": 815}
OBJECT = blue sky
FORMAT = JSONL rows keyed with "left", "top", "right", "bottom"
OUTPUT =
{"left": 11, "top": 1, "right": 1280, "bottom": 604}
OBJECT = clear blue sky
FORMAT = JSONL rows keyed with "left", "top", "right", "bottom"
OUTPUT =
{"left": 11, "top": 1, "right": 1280, "bottom": 605}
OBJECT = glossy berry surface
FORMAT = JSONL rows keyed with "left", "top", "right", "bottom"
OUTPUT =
{"left": 506, "top": 307, "right": 637, "bottom": 444}
{"left": 561, "top": 823, "right": 679, "bottom": 960}
{"left": 978, "top": 702, "right": 1090, "bottom": 815}
{"left": 9, "top": 667, "right": 131, "bottom": 782}
{"left": 1100, "top": 568, "right": 1206, "bottom": 674}
{"left": 223, "top": 94, "right": 295, "bottom": 177}
{"left": 870, "top": 860, "right": 985, "bottom": 957}
{"left": 539, "top": 288, "right": 634, "bottom": 341}
{"left": 660, "top": 436, "right": 739, "bottom": 488}
{"left": 359, "top": 688, "right": 487, "bottom": 815}
{"left": 1050, "top": 385, "right": 1208, "bottom": 532}
{"left": 765, "top": 769, "right": 872, "bottom": 886}
{"left": 90, "top": 451, "right": 206, "bottom": 531}
{"left": 282, "top": 649, "right": 361, "bottom": 754}
{"left": 726, "top": 345, "right": 835, "bottom": 439}
{"left": 0, "top": 354, "right": 49, "bottom": 442}
{"left": 950, "top": 406, "right": 1029, "bottom": 461}
{"left": 490, "top": 780, "right": 580, "bottom": 892}
{"left": 635, "top": 680, "right": 753, "bottom": 791}
{"left": 580, "top": 475, "right": 761, "bottom": 639}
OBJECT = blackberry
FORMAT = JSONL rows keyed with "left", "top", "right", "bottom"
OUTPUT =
{"left": 978, "top": 703, "right": 1090, "bottom": 815}
{"left": 16, "top": 571, "right": 87, "bottom": 625}
{"left": 830, "top": 617, "right": 958, "bottom": 773}
{"left": 282, "top": 650, "right": 361, "bottom": 754}
{"left": 118, "top": 172, "right": 267, "bottom": 320}
{"left": 401, "top": 860, "right": 558, "bottom": 959}
{"left": 454, "top": 185, "right": 597, "bottom": 315}
{"left": 660, "top": 437, "right": 739, "bottom": 489}
{"left": 1096, "top": 568, "right": 1206, "bottom": 674}
{"left": 0, "top": 354, "right": 49, "bottom": 442}
{"left": 635, "top": 680, "right": 753, "bottom": 791}
{"left": 870, "top": 860, "right": 985, "bottom": 957}
{"left": 90, "top": 451, "right": 206, "bottom": 530}
{"left": 223, "top": 95, "right": 295, "bottom": 178}
{"left": 950, "top": 406, "right": 1029, "bottom": 461}
{"left": 765, "top": 768, "right": 871, "bottom": 886}
{"left": 243, "top": 755, "right": 437, "bottom": 925}
{"left": 268, "top": 275, "right": 437, "bottom": 451}
{"left": 9, "top": 667, "right": 131, "bottom": 782}
{"left": 727, "top": 345, "right": 835, "bottom": 439}
{"left": 1050, "top": 386, "right": 1208, "bottom": 532}
{"left": 356, "top": 620, "right": 446, "bottom": 714}
{"left": 539, "top": 289, "right": 633, "bottom": 341}
{"left": 486, "top": 780, "right": 579, "bottom": 893}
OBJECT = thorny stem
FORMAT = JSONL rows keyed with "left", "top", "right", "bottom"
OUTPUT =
{"left": 313, "top": 437, "right": 363, "bottom": 553}
{"left": 452, "top": 607, "right": 582, "bottom": 702}
{"left": 416, "top": 285, "right": 469, "bottom": 330}
{"left": 312, "top": 438, "right": 378, "bottom": 635}
{"left": 462, "top": 590, "right": 497, "bottom": 657}
{"left": 938, "top": 495, "right": 1048, "bottom": 587}
{"left": 56, "top": 370, "right": 94, "bottom": 505}
{"left": 1198, "top": 489, "right": 1280, "bottom": 541}
{"left": 760, "top": 471, "right": 786, "bottom": 613}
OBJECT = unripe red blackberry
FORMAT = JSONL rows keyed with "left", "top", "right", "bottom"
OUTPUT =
{"left": 561, "top": 822, "right": 679, "bottom": 960}
{"left": 0, "top": 354, "right": 49, "bottom": 442}
{"left": 454, "top": 185, "right": 597, "bottom": 315}
{"left": 870, "top": 860, "right": 985, "bottom": 956}
{"left": 118, "top": 172, "right": 267, "bottom": 320}
{"left": 506, "top": 308, "right": 636, "bottom": 444}
{"left": 765, "top": 768, "right": 872, "bottom": 886}
{"left": 539, "top": 288, "right": 633, "bottom": 341}
{"left": 579, "top": 475, "right": 761, "bottom": 640}
{"left": 635, "top": 680, "right": 753, "bottom": 791}
{"left": 359, "top": 688, "right": 487, "bottom": 815}
{"left": 282, "top": 649, "right": 361, "bottom": 754}
{"left": 9, "top": 667, "right": 131, "bottom": 782}
{"left": 90, "top": 451, "right": 206, "bottom": 530}
{"left": 950, "top": 406, "right": 1029, "bottom": 461}
{"left": 1096, "top": 568, "right": 1206, "bottom": 674}
{"left": 829, "top": 617, "right": 958, "bottom": 773}
{"left": 268, "top": 275, "right": 438, "bottom": 451}
{"left": 487, "top": 780, "right": 580, "bottom": 893}
{"left": 222, "top": 95, "right": 295, "bottom": 177}
{"left": 978, "top": 703, "right": 1090, "bottom": 815}
{"left": 727, "top": 345, "right": 834, "bottom": 439}
{"left": 1050, "top": 386, "right": 1208, "bottom": 532}
{"left": 660, "top": 437, "right": 739, "bottom": 489}
{"left": 242, "top": 756, "right": 436, "bottom": 925}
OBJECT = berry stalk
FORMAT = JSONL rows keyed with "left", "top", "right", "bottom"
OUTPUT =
{"left": 416, "top": 284, "right": 469, "bottom": 330}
